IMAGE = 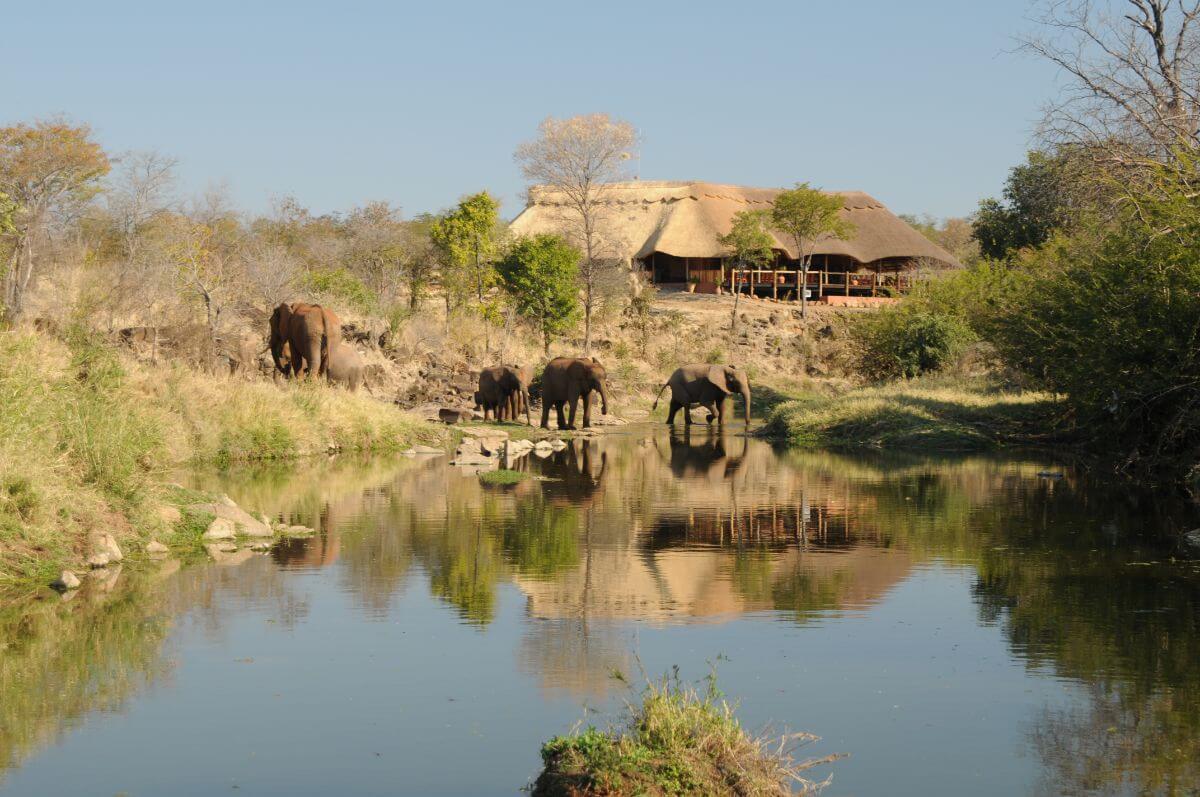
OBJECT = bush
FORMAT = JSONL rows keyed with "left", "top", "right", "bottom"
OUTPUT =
{"left": 851, "top": 306, "right": 973, "bottom": 380}
{"left": 301, "top": 267, "right": 378, "bottom": 313}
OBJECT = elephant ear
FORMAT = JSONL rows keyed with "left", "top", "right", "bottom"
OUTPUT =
{"left": 706, "top": 365, "right": 731, "bottom": 394}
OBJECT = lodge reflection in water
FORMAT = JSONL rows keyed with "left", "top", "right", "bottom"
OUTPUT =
{"left": 2, "top": 431, "right": 1198, "bottom": 794}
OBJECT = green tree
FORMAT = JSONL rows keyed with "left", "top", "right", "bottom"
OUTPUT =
{"left": 0, "top": 119, "right": 110, "bottom": 321}
{"left": 770, "top": 183, "right": 853, "bottom": 317}
{"left": 972, "top": 150, "right": 1085, "bottom": 260}
{"left": 431, "top": 191, "right": 501, "bottom": 313}
{"left": 719, "top": 209, "right": 775, "bottom": 337}
{"left": 496, "top": 234, "right": 580, "bottom": 353}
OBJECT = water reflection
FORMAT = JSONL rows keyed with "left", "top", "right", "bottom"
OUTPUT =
{"left": 2, "top": 429, "right": 1198, "bottom": 794}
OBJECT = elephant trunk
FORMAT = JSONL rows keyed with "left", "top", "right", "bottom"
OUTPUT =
{"left": 741, "top": 383, "right": 752, "bottom": 425}
{"left": 597, "top": 380, "right": 609, "bottom": 416}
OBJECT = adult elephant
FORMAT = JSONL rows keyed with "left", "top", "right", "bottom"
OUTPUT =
{"left": 269, "top": 302, "right": 341, "bottom": 380}
{"left": 540, "top": 357, "right": 609, "bottom": 430}
{"left": 652, "top": 364, "right": 751, "bottom": 427}
{"left": 325, "top": 342, "right": 365, "bottom": 392}
{"left": 477, "top": 365, "right": 532, "bottom": 425}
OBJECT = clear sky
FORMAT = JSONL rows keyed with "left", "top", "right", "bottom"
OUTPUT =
{"left": 2, "top": 0, "right": 1056, "bottom": 221}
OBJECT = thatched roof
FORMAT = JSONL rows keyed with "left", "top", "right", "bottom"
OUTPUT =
{"left": 509, "top": 180, "right": 959, "bottom": 268}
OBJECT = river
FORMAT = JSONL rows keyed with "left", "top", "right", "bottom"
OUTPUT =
{"left": 2, "top": 426, "right": 1198, "bottom": 795}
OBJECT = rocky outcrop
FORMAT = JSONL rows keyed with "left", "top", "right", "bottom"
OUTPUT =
{"left": 191, "top": 498, "right": 274, "bottom": 538}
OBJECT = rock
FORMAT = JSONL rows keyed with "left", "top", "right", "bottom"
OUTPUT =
{"left": 191, "top": 500, "right": 273, "bottom": 538}
{"left": 452, "top": 451, "right": 496, "bottom": 466}
{"left": 205, "top": 544, "right": 254, "bottom": 566}
{"left": 89, "top": 532, "right": 124, "bottom": 564}
{"left": 90, "top": 564, "right": 123, "bottom": 592}
{"left": 534, "top": 440, "right": 554, "bottom": 452}
{"left": 249, "top": 541, "right": 272, "bottom": 551}
{"left": 276, "top": 524, "right": 316, "bottom": 537}
{"left": 51, "top": 570, "right": 81, "bottom": 591}
{"left": 1184, "top": 528, "right": 1200, "bottom": 547}
{"left": 405, "top": 445, "right": 444, "bottom": 455}
{"left": 439, "top": 408, "right": 470, "bottom": 424}
{"left": 87, "top": 553, "right": 111, "bottom": 569}
{"left": 146, "top": 540, "right": 170, "bottom": 555}
{"left": 218, "top": 494, "right": 237, "bottom": 507}
{"left": 549, "top": 439, "right": 568, "bottom": 451}
{"left": 202, "top": 517, "right": 237, "bottom": 540}
{"left": 157, "top": 505, "right": 182, "bottom": 525}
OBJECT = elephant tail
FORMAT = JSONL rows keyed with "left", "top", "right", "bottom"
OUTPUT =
{"left": 651, "top": 381, "right": 670, "bottom": 411}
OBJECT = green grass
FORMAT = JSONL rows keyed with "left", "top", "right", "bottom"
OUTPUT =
{"left": 533, "top": 669, "right": 836, "bottom": 796}
{"left": 0, "top": 329, "right": 448, "bottom": 589}
{"left": 478, "top": 469, "right": 531, "bottom": 486}
{"left": 764, "top": 375, "right": 1064, "bottom": 451}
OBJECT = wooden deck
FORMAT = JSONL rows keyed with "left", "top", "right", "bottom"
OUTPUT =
{"left": 727, "top": 268, "right": 919, "bottom": 300}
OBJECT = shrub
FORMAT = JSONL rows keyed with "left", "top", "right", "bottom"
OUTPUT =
{"left": 851, "top": 306, "right": 973, "bottom": 380}
{"left": 302, "top": 267, "right": 379, "bottom": 313}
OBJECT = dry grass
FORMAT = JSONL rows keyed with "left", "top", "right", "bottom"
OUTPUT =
{"left": 764, "top": 375, "right": 1063, "bottom": 450}
{"left": 0, "top": 329, "right": 447, "bottom": 587}
{"left": 533, "top": 668, "right": 839, "bottom": 796}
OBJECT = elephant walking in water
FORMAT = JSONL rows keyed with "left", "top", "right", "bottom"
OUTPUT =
{"left": 269, "top": 302, "right": 341, "bottom": 380}
{"left": 540, "top": 357, "right": 609, "bottom": 430}
{"left": 653, "top": 364, "right": 751, "bottom": 427}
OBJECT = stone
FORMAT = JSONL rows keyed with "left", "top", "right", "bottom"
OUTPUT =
{"left": 219, "top": 494, "right": 237, "bottom": 507}
{"left": 191, "top": 500, "right": 273, "bottom": 538}
{"left": 202, "top": 516, "right": 237, "bottom": 540}
{"left": 205, "top": 544, "right": 254, "bottom": 566}
{"left": 87, "top": 553, "right": 111, "bottom": 569}
{"left": 156, "top": 505, "right": 182, "bottom": 525}
{"left": 439, "top": 408, "right": 470, "bottom": 424}
{"left": 146, "top": 540, "right": 169, "bottom": 555}
{"left": 277, "top": 524, "right": 316, "bottom": 537}
{"left": 249, "top": 541, "right": 272, "bottom": 551}
{"left": 406, "top": 445, "right": 444, "bottom": 455}
{"left": 51, "top": 570, "right": 81, "bottom": 591}
{"left": 89, "top": 532, "right": 124, "bottom": 564}
{"left": 549, "top": 439, "right": 568, "bottom": 451}
{"left": 1185, "top": 528, "right": 1200, "bottom": 547}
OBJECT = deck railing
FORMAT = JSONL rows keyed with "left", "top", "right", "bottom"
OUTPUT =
{"left": 727, "top": 269, "right": 920, "bottom": 297}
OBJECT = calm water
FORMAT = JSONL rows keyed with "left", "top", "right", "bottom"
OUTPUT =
{"left": 2, "top": 427, "right": 1199, "bottom": 796}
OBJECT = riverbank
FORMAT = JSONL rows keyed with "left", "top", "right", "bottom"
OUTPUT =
{"left": 0, "top": 329, "right": 449, "bottom": 589}
{"left": 762, "top": 375, "right": 1064, "bottom": 451}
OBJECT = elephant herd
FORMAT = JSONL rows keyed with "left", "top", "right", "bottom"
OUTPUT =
{"left": 266, "top": 299, "right": 752, "bottom": 428}
{"left": 475, "top": 357, "right": 751, "bottom": 430}
{"left": 268, "top": 301, "right": 364, "bottom": 390}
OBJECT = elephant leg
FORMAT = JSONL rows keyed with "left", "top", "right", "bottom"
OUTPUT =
{"left": 304, "top": 337, "right": 322, "bottom": 381}
{"left": 581, "top": 391, "right": 592, "bottom": 428}
{"left": 540, "top": 401, "right": 551, "bottom": 429}
{"left": 566, "top": 397, "right": 579, "bottom": 430}
{"left": 716, "top": 397, "right": 726, "bottom": 425}
{"left": 555, "top": 401, "right": 568, "bottom": 430}
{"left": 684, "top": 399, "right": 693, "bottom": 427}
{"left": 667, "top": 400, "right": 681, "bottom": 426}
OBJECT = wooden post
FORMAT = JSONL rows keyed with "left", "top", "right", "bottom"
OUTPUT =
{"left": 772, "top": 265, "right": 778, "bottom": 300}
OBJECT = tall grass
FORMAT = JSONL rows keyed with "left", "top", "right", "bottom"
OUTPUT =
{"left": 534, "top": 668, "right": 838, "bottom": 796}
{"left": 0, "top": 329, "right": 446, "bottom": 586}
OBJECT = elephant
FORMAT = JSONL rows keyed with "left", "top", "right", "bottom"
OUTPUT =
{"left": 477, "top": 365, "right": 532, "bottom": 425}
{"left": 652, "top": 364, "right": 752, "bottom": 427}
{"left": 325, "top": 342, "right": 365, "bottom": 392}
{"left": 269, "top": 302, "right": 341, "bottom": 380}
{"left": 473, "top": 389, "right": 506, "bottom": 421}
{"left": 540, "top": 357, "right": 609, "bottom": 430}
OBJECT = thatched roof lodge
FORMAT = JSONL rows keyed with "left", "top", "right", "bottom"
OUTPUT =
{"left": 509, "top": 180, "right": 960, "bottom": 301}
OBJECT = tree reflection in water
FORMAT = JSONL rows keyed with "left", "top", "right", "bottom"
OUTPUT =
{"left": 2, "top": 432, "right": 1198, "bottom": 793}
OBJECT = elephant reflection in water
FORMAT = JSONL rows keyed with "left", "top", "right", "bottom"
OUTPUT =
{"left": 537, "top": 439, "right": 609, "bottom": 505}
{"left": 658, "top": 427, "right": 749, "bottom": 481}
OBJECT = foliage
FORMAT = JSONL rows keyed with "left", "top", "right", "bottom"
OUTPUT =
{"left": 851, "top": 307, "right": 974, "bottom": 380}
{"left": 496, "top": 234, "right": 580, "bottom": 352}
{"left": 770, "top": 183, "right": 853, "bottom": 314}
{"left": 479, "top": 469, "right": 531, "bottom": 486}
{"left": 981, "top": 174, "right": 1200, "bottom": 478}
{"left": 972, "top": 149, "right": 1088, "bottom": 260}
{"left": 899, "top": 213, "right": 979, "bottom": 264}
{"left": 534, "top": 668, "right": 833, "bottom": 796}
{"left": 302, "top": 266, "right": 379, "bottom": 313}
{"left": 719, "top": 209, "right": 775, "bottom": 270}
{"left": 0, "top": 118, "right": 110, "bottom": 319}
{"left": 430, "top": 191, "right": 501, "bottom": 313}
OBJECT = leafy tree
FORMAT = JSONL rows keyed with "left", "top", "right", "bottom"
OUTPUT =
{"left": 719, "top": 209, "right": 776, "bottom": 336}
{"left": 899, "top": 213, "right": 979, "bottom": 265}
{"left": 769, "top": 183, "right": 853, "bottom": 317}
{"left": 496, "top": 234, "right": 580, "bottom": 353}
{"left": 972, "top": 150, "right": 1085, "bottom": 260}
{"left": 515, "top": 114, "right": 637, "bottom": 353}
{"left": 0, "top": 119, "right": 110, "bottom": 320}
{"left": 431, "top": 191, "right": 501, "bottom": 311}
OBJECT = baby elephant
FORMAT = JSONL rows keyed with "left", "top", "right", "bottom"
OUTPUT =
{"left": 326, "top": 343, "right": 365, "bottom": 392}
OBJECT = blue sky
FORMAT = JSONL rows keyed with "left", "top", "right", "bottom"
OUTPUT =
{"left": 2, "top": 1, "right": 1056, "bottom": 221}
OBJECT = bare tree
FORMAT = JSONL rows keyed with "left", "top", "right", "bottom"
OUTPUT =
{"left": 105, "top": 151, "right": 178, "bottom": 329}
{"left": 1024, "top": 0, "right": 1200, "bottom": 171}
{"left": 242, "top": 240, "right": 299, "bottom": 308}
{"left": 514, "top": 114, "right": 637, "bottom": 353}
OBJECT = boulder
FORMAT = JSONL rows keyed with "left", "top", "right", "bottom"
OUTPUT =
{"left": 202, "top": 517, "right": 237, "bottom": 540}
{"left": 404, "top": 445, "right": 445, "bottom": 455}
{"left": 549, "top": 439, "right": 568, "bottom": 451}
{"left": 51, "top": 570, "right": 81, "bottom": 591}
{"left": 191, "top": 500, "right": 273, "bottom": 538}
{"left": 439, "top": 408, "right": 471, "bottom": 424}
{"left": 1185, "top": 528, "right": 1200, "bottom": 548}
{"left": 87, "top": 552, "right": 111, "bottom": 569}
{"left": 146, "top": 540, "right": 170, "bottom": 555}
{"left": 89, "top": 532, "right": 124, "bottom": 564}
{"left": 276, "top": 524, "right": 316, "bottom": 537}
